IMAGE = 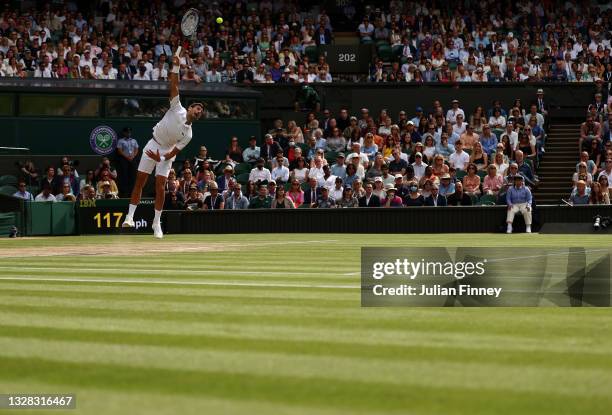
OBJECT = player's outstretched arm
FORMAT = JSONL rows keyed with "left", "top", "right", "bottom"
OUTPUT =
{"left": 169, "top": 55, "right": 180, "bottom": 100}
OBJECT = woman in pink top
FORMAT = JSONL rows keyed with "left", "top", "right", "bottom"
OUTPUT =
{"left": 482, "top": 164, "right": 503, "bottom": 195}
{"left": 462, "top": 163, "right": 481, "bottom": 197}
{"left": 287, "top": 179, "right": 304, "bottom": 207}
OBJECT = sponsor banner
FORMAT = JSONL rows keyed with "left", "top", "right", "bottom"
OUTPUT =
{"left": 361, "top": 247, "right": 611, "bottom": 307}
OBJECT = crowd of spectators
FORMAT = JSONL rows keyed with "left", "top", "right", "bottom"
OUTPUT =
{"left": 157, "top": 91, "right": 553, "bottom": 211}
{"left": 363, "top": 1, "right": 612, "bottom": 85}
{"left": 0, "top": 1, "right": 610, "bottom": 86}
{"left": 570, "top": 103, "right": 612, "bottom": 205}
{"left": 0, "top": 0, "right": 337, "bottom": 83}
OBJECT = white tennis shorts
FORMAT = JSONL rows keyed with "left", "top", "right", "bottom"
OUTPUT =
{"left": 138, "top": 139, "right": 176, "bottom": 178}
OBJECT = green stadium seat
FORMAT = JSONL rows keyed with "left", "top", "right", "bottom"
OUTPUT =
{"left": 298, "top": 203, "right": 310, "bottom": 208}
{"left": 236, "top": 173, "right": 250, "bottom": 185}
{"left": 325, "top": 151, "right": 338, "bottom": 164}
{"left": 0, "top": 175, "right": 18, "bottom": 186}
{"left": 297, "top": 143, "right": 310, "bottom": 154}
{"left": 392, "top": 45, "right": 403, "bottom": 57}
{"left": 477, "top": 170, "right": 487, "bottom": 180}
{"left": 479, "top": 194, "right": 497, "bottom": 206}
{"left": 378, "top": 44, "right": 393, "bottom": 61}
{"left": 305, "top": 46, "right": 319, "bottom": 62}
{"left": 234, "top": 163, "right": 252, "bottom": 175}
{"left": 375, "top": 40, "right": 390, "bottom": 48}
{"left": 300, "top": 182, "right": 311, "bottom": 192}
{"left": 0, "top": 185, "right": 17, "bottom": 196}
{"left": 455, "top": 170, "right": 467, "bottom": 181}
{"left": 26, "top": 185, "right": 39, "bottom": 196}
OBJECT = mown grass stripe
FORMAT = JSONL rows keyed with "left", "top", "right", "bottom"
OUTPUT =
{"left": 0, "top": 324, "right": 610, "bottom": 371}
{"left": 0, "top": 355, "right": 610, "bottom": 413}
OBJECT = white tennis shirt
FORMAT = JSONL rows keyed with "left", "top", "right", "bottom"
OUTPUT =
{"left": 152, "top": 95, "right": 193, "bottom": 150}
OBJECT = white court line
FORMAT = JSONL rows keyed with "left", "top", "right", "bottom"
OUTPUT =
{"left": 0, "top": 266, "right": 349, "bottom": 277}
{"left": 483, "top": 248, "right": 611, "bottom": 264}
{"left": 0, "top": 276, "right": 359, "bottom": 290}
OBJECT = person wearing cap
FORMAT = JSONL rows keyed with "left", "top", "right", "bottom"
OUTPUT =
{"left": 215, "top": 165, "right": 235, "bottom": 193}
{"left": 122, "top": 51, "right": 204, "bottom": 238}
{"left": 336, "top": 186, "right": 359, "bottom": 208}
{"left": 506, "top": 174, "right": 533, "bottom": 233}
{"left": 411, "top": 151, "right": 428, "bottom": 179}
{"left": 97, "top": 180, "right": 118, "bottom": 199}
{"left": 242, "top": 136, "right": 261, "bottom": 165}
{"left": 314, "top": 186, "right": 335, "bottom": 208}
{"left": 184, "top": 184, "right": 204, "bottom": 210}
{"left": 411, "top": 107, "right": 424, "bottom": 127}
{"left": 393, "top": 174, "right": 408, "bottom": 199}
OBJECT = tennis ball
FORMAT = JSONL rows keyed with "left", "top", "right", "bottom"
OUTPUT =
{"left": 216, "top": 17, "right": 223, "bottom": 24}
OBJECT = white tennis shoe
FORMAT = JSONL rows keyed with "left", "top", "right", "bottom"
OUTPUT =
{"left": 122, "top": 217, "right": 135, "bottom": 228}
{"left": 152, "top": 222, "right": 163, "bottom": 239}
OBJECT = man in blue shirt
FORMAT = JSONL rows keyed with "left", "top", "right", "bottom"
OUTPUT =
{"left": 506, "top": 175, "right": 533, "bottom": 234}
{"left": 330, "top": 153, "right": 347, "bottom": 180}
{"left": 13, "top": 180, "right": 33, "bottom": 200}
{"left": 480, "top": 124, "right": 498, "bottom": 156}
{"left": 116, "top": 127, "right": 140, "bottom": 197}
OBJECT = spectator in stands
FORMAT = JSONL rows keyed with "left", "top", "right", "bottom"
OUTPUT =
{"left": 314, "top": 186, "right": 335, "bottom": 208}
{"left": 435, "top": 134, "right": 454, "bottom": 158}
{"left": 447, "top": 181, "right": 472, "bottom": 206}
{"left": 35, "top": 183, "right": 56, "bottom": 202}
{"left": 203, "top": 182, "right": 224, "bottom": 210}
{"left": 58, "top": 163, "right": 79, "bottom": 197}
{"left": 97, "top": 181, "right": 118, "bottom": 199}
{"left": 580, "top": 115, "right": 602, "bottom": 152}
{"left": 598, "top": 159, "right": 612, "bottom": 183}
{"left": 216, "top": 166, "right": 235, "bottom": 193}
{"left": 242, "top": 136, "right": 261, "bottom": 165}
{"left": 270, "top": 186, "right": 296, "bottom": 209}
{"left": 470, "top": 142, "right": 488, "bottom": 171}
{"left": 335, "top": 187, "right": 358, "bottom": 208}
{"left": 381, "top": 186, "right": 403, "bottom": 208}
{"left": 424, "top": 182, "right": 447, "bottom": 207}
{"left": 404, "top": 181, "right": 425, "bottom": 207}
{"left": 286, "top": 179, "right": 305, "bottom": 207}
{"left": 570, "top": 180, "right": 590, "bottom": 205}
{"left": 271, "top": 155, "right": 290, "bottom": 184}
{"left": 12, "top": 180, "right": 33, "bottom": 200}
{"left": 19, "top": 161, "right": 38, "bottom": 186}
{"left": 483, "top": 165, "right": 503, "bottom": 196}
{"left": 184, "top": 185, "right": 204, "bottom": 211}
{"left": 489, "top": 108, "right": 506, "bottom": 137}
{"left": 303, "top": 177, "right": 320, "bottom": 207}
{"left": 226, "top": 137, "right": 244, "bottom": 163}
{"left": 449, "top": 140, "right": 469, "bottom": 171}
{"left": 439, "top": 174, "right": 455, "bottom": 198}
{"left": 164, "top": 187, "right": 185, "bottom": 210}
{"left": 249, "top": 158, "right": 272, "bottom": 184}
{"left": 56, "top": 182, "right": 74, "bottom": 201}
{"left": 358, "top": 182, "right": 380, "bottom": 207}
{"left": 81, "top": 185, "right": 96, "bottom": 202}
{"left": 40, "top": 165, "right": 55, "bottom": 192}
{"left": 597, "top": 175, "right": 611, "bottom": 202}
{"left": 589, "top": 182, "right": 610, "bottom": 205}
{"left": 506, "top": 175, "right": 533, "bottom": 233}
{"left": 225, "top": 184, "right": 249, "bottom": 210}
{"left": 480, "top": 125, "right": 498, "bottom": 157}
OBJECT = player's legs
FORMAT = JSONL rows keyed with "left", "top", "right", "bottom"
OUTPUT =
{"left": 123, "top": 140, "right": 156, "bottom": 227}
{"left": 151, "top": 158, "right": 173, "bottom": 239}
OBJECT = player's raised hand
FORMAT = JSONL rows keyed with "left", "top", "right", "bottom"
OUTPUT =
{"left": 146, "top": 149, "right": 161, "bottom": 162}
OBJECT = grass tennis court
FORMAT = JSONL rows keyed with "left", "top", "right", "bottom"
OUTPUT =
{"left": 0, "top": 234, "right": 611, "bottom": 415}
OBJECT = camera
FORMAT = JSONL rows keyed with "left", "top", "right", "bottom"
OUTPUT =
{"left": 593, "top": 215, "right": 611, "bottom": 230}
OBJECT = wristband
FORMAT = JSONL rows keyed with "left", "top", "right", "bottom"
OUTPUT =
{"left": 160, "top": 155, "right": 166, "bottom": 162}
{"left": 171, "top": 66, "right": 180, "bottom": 74}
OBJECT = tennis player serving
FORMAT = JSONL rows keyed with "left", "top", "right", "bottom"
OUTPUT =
{"left": 122, "top": 52, "right": 204, "bottom": 238}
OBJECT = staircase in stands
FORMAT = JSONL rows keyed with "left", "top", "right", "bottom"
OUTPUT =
{"left": 533, "top": 122, "right": 580, "bottom": 205}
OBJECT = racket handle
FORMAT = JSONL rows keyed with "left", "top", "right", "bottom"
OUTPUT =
{"left": 175, "top": 46, "right": 182, "bottom": 57}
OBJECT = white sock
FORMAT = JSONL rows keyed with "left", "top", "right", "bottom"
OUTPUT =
{"left": 526, "top": 225, "right": 531, "bottom": 232}
{"left": 507, "top": 223, "right": 512, "bottom": 232}
{"left": 127, "top": 204, "right": 137, "bottom": 220}
{"left": 154, "top": 209, "right": 162, "bottom": 225}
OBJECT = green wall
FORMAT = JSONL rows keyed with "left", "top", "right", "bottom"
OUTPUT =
{"left": 0, "top": 118, "right": 260, "bottom": 159}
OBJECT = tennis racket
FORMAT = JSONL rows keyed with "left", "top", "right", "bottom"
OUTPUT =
{"left": 175, "top": 8, "right": 199, "bottom": 58}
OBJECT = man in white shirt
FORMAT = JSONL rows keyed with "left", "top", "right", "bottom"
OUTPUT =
{"left": 346, "top": 143, "right": 369, "bottom": 168}
{"left": 249, "top": 158, "right": 272, "bottom": 183}
{"left": 122, "top": 51, "right": 204, "bottom": 238}
{"left": 309, "top": 156, "right": 326, "bottom": 183}
{"left": 449, "top": 140, "right": 470, "bottom": 170}
{"left": 35, "top": 185, "right": 57, "bottom": 202}
{"left": 500, "top": 120, "right": 519, "bottom": 150}
{"left": 411, "top": 152, "right": 428, "bottom": 179}
{"left": 271, "top": 155, "right": 290, "bottom": 183}
{"left": 446, "top": 99, "right": 465, "bottom": 125}
{"left": 452, "top": 113, "right": 468, "bottom": 136}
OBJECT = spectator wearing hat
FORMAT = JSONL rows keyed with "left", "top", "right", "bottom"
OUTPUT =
{"left": 394, "top": 174, "right": 408, "bottom": 199}
{"left": 164, "top": 186, "right": 185, "bottom": 210}
{"left": 506, "top": 175, "right": 533, "bottom": 233}
{"left": 330, "top": 153, "right": 347, "bottom": 180}
{"left": 439, "top": 173, "right": 455, "bottom": 197}
{"left": 424, "top": 182, "right": 447, "bottom": 206}
{"left": 184, "top": 184, "right": 204, "bottom": 210}
{"left": 248, "top": 184, "right": 273, "bottom": 209}
{"left": 535, "top": 89, "right": 548, "bottom": 118}
{"left": 243, "top": 136, "right": 261, "bottom": 165}
{"left": 358, "top": 182, "right": 381, "bottom": 207}
{"left": 249, "top": 158, "right": 272, "bottom": 184}
{"left": 216, "top": 165, "right": 235, "bottom": 192}
{"left": 446, "top": 100, "right": 465, "bottom": 125}
{"left": 97, "top": 181, "right": 118, "bottom": 199}
{"left": 116, "top": 127, "right": 139, "bottom": 197}
{"left": 381, "top": 185, "right": 403, "bottom": 207}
